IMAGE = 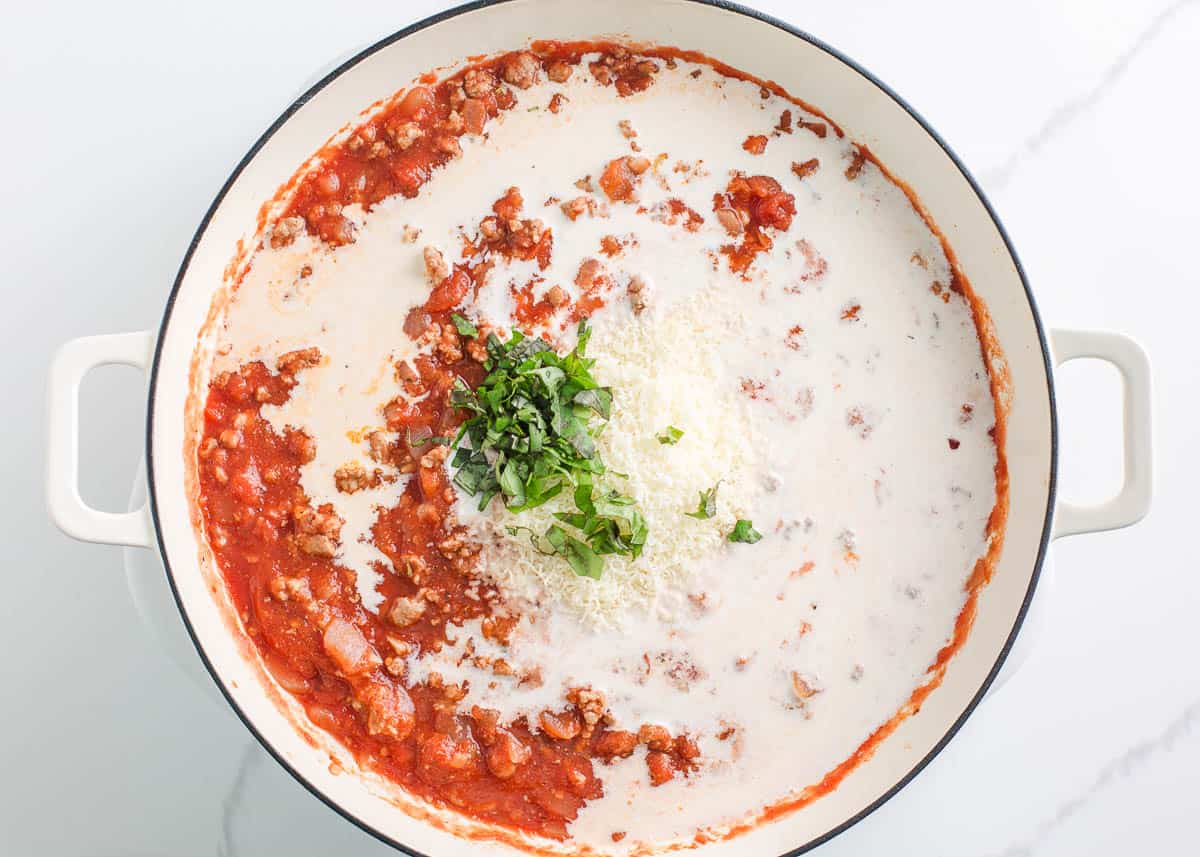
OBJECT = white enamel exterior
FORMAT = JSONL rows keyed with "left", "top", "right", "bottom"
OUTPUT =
{"left": 45, "top": 1, "right": 1153, "bottom": 854}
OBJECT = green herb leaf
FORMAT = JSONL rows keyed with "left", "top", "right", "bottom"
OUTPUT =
{"left": 545, "top": 525, "right": 604, "bottom": 579}
{"left": 728, "top": 519, "right": 763, "bottom": 544}
{"left": 505, "top": 525, "right": 556, "bottom": 556}
{"left": 446, "top": 320, "right": 648, "bottom": 578}
{"left": 574, "top": 387, "right": 613, "bottom": 419}
{"left": 450, "top": 313, "right": 479, "bottom": 337}
{"left": 656, "top": 425, "right": 685, "bottom": 445}
{"left": 685, "top": 485, "right": 719, "bottom": 520}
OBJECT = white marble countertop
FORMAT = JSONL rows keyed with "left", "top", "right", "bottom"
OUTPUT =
{"left": 3, "top": 1, "right": 1198, "bottom": 854}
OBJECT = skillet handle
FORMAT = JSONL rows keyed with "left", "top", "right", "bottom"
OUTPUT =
{"left": 1050, "top": 329, "right": 1153, "bottom": 539}
{"left": 47, "top": 331, "right": 156, "bottom": 548}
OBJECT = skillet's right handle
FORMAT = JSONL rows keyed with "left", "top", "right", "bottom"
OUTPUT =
{"left": 1050, "top": 329, "right": 1153, "bottom": 539}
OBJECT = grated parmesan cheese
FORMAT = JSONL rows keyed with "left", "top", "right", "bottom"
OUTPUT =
{"left": 458, "top": 288, "right": 765, "bottom": 627}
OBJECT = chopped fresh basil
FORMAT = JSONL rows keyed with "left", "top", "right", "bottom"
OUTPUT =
{"left": 450, "top": 313, "right": 479, "bottom": 337}
{"left": 448, "top": 319, "right": 646, "bottom": 577}
{"left": 656, "top": 425, "right": 685, "bottom": 445}
{"left": 573, "top": 387, "right": 613, "bottom": 419}
{"left": 728, "top": 519, "right": 763, "bottom": 544}
{"left": 685, "top": 485, "right": 718, "bottom": 520}
{"left": 545, "top": 524, "right": 604, "bottom": 579}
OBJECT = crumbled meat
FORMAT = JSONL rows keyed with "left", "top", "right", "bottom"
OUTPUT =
{"left": 560, "top": 196, "right": 593, "bottom": 221}
{"left": 474, "top": 187, "right": 553, "bottom": 267}
{"left": 567, "top": 686, "right": 607, "bottom": 738}
{"left": 545, "top": 285, "right": 568, "bottom": 307}
{"left": 638, "top": 723, "right": 672, "bottom": 751}
{"left": 294, "top": 531, "right": 334, "bottom": 557}
{"left": 269, "top": 216, "right": 306, "bottom": 249}
{"left": 465, "top": 333, "right": 488, "bottom": 362}
{"left": 645, "top": 751, "right": 673, "bottom": 787}
{"left": 276, "top": 347, "right": 322, "bottom": 375}
{"left": 385, "top": 120, "right": 423, "bottom": 150}
{"left": 546, "top": 60, "right": 573, "bottom": 83}
{"left": 618, "top": 119, "right": 637, "bottom": 138}
{"left": 435, "top": 323, "right": 463, "bottom": 363}
{"left": 437, "top": 535, "right": 464, "bottom": 557}
{"left": 268, "top": 575, "right": 305, "bottom": 602}
{"left": 387, "top": 596, "right": 427, "bottom": 628}
{"left": 434, "top": 134, "right": 462, "bottom": 158}
{"left": 422, "top": 246, "right": 449, "bottom": 285}
{"left": 334, "top": 461, "right": 377, "bottom": 494}
{"left": 359, "top": 680, "right": 415, "bottom": 739}
{"left": 589, "top": 49, "right": 660, "bottom": 96}
{"left": 598, "top": 155, "right": 650, "bottom": 202}
{"left": 595, "top": 730, "right": 638, "bottom": 759}
{"left": 292, "top": 503, "right": 342, "bottom": 556}
{"left": 501, "top": 51, "right": 540, "bottom": 89}
{"left": 293, "top": 504, "right": 342, "bottom": 537}
{"left": 366, "top": 430, "right": 398, "bottom": 466}
{"left": 479, "top": 216, "right": 502, "bottom": 241}
{"left": 390, "top": 555, "right": 425, "bottom": 584}
{"left": 285, "top": 428, "right": 317, "bottom": 464}
{"left": 463, "top": 67, "right": 497, "bottom": 98}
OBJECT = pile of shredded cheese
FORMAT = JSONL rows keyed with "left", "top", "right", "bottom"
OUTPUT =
{"left": 459, "top": 289, "right": 765, "bottom": 627}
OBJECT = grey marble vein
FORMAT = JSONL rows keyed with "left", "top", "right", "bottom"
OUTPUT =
{"left": 981, "top": 695, "right": 1200, "bottom": 857}
{"left": 216, "top": 741, "right": 259, "bottom": 857}
{"left": 980, "top": 0, "right": 1195, "bottom": 190}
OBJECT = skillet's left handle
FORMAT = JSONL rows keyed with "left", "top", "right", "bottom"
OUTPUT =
{"left": 47, "top": 331, "right": 156, "bottom": 548}
{"left": 1051, "top": 329, "right": 1153, "bottom": 539}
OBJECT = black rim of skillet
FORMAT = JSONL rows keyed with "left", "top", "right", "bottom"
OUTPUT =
{"left": 145, "top": 1, "right": 1058, "bottom": 853}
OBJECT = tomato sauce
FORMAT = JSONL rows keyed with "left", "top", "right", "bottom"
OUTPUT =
{"left": 199, "top": 45, "right": 706, "bottom": 838}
